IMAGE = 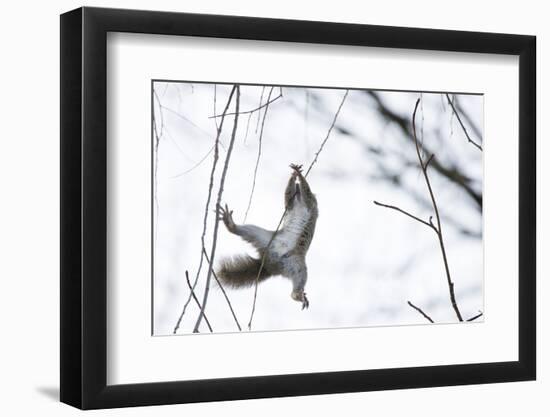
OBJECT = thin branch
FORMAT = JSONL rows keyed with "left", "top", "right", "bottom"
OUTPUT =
{"left": 162, "top": 82, "right": 170, "bottom": 97}
{"left": 185, "top": 271, "right": 213, "bottom": 332}
{"left": 369, "top": 163, "right": 480, "bottom": 238}
{"left": 445, "top": 93, "right": 483, "bottom": 151}
{"left": 153, "top": 90, "right": 165, "bottom": 138}
{"left": 424, "top": 153, "right": 435, "bottom": 170}
{"left": 304, "top": 90, "right": 311, "bottom": 154}
{"left": 407, "top": 301, "right": 434, "bottom": 323}
{"left": 152, "top": 91, "right": 163, "bottom": 255}
{"left": 255, "top": 86, "right": 266, "bottom": 133}
{"left": 305, "top": 90, "right": 349, "bottom": 177}
{"left": 373, "top": 200, "right": 437, "bottom": 232}
{"left": 209, "top": 91, "right": 282, "bottom": 119}
{"left": 243, "top": 87, "right": 275, "bottom": 222}
{"left": 247, "top": 90, "right": 349, "bottom": 330}
{"left": 467, "top": 311, "right": 484, "bottom": 322}
{"left": 159, "top": 104, "right": 227, "bottom": 151}
{"left": 454, "top": 97, "right": 483, "bottom": 141}
{"left": 170, "top": 144, "right": 215, "bottom": 179}
{"left": 161, "top": 105, "right": 215, "bottom": 141}
{"left": 213, "top": 84, "right": 219, "bottom": 131}
{"left": 374, "top": 98, "right": 464, "bottom": 322}
{"left": 202, "top": 248, "right": 242, "bottom": 331}
{"left": 367, "top": 91, "right": 482, "bottom": 209}
{"left": 411, "top": 99, "right": 464, "bottom": 322}
{"left": 193, "top": 85, "right": 241, "bottom": 333}
{"left": 337, "top": 122, "right": 481, "bottom": 237}
{"left": 243, "top": 112, "right": 253, "bottom": 145}
{"left": 420, "top": 93, "right": 425, "bottom": 157}
{"left": 173, "top": 86, "right": 237, "bottom": 335}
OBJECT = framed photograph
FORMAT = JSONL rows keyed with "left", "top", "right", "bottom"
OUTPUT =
{"left": 60, "top": 6, "right": 536, "bottom": 409}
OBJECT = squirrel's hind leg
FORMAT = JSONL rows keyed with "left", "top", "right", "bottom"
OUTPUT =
{"left": 286, "top": 257, "right": 309, "bottom": 310}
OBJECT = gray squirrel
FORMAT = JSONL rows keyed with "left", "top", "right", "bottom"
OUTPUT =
{"left": 217, "top": 164, "right": 318, "bottom": 309}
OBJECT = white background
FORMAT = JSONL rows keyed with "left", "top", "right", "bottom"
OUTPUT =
{"left": 0, "top": 0, "right": 545, "bottom": 415}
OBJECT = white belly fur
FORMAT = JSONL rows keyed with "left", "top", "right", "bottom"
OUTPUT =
{"left": 271, "top": 204, "right": 310, "bottom": 257}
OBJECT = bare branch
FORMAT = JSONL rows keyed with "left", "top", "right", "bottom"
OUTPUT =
{"left": 247, "top": 90, "right": 349, "bottom": 330}
{"left": 243, "top": 112, "right": 253, "bottom": 146}
{"left": 454, "top": 97, "right": 483, "bottom": 141}
{"left": 407, "top": 301, "right": 434, "bottom": 323}
{"left": 255, "top": 86, "right": 266, "bottom": 134}
{"left": 209, "top": 91, "right": 282, "bottom": 119}
{"left": 445, "top": 93, "right": 483, "bottom": 151}
{"left": 411, "top": 99, "right": 464, "bottom": 322}
{"left": 173, "top": 86, "right": 237, "bottom": 335}
{"left": 367, "top": 91, "right": 482, "bottom": 209}
{"left": 373, "top": 200, "right": 437, "bottom": 232}
{"left": 243, "top": 87, "right": 275, "bottom": 223}
{"left": 213, "top": 84, "right": 219, "bottom": 131}
{"left": 467, "top": 311, "right": 484, "bottom": 322}
{"left": 194, "top": 85, "right": 241, "bottom": 333}
{"left": 424, "top": 153, "right": 435, "bottom": 170}
{"left": 160, "top": 104, "right": 225, "bottom": 149}
{"left": 202, "top": 248, "right": 242, "bottom": 331}
{"left": 170, "top": 144, "right": 215, "bottom": 179}
{"left": 375, "top": 98, "right": 464, "bottom": 322}
{"left": 152, "top": 89, "right": 164, "bottom": 254}
{"left": 185, "top": 271, "right": 213, "bottom": 332}
{"left": 305, "top": 90, "right": 349, "bottom": 177}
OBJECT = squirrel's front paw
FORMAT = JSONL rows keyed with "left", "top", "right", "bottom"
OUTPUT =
{"left": 217, "top": 203, "right": 236, "bottom": 231}
{"left": 289, "top": 163, "right": 303, "bottom": 175}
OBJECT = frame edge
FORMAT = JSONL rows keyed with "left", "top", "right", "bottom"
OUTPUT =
{"left": 60, "top": 7, "right": 84, "bottom": 409}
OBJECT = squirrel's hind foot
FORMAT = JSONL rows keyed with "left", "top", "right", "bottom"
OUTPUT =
{"left": 301, "top": 293, "right": 309, "bottom": 310}
{"left": 291, "top": 290, "right": 310, "bottom": 310}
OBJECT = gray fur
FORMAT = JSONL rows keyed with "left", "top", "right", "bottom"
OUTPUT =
{"left": 217, "top": 254, "right": 272, "bottom": 288}
{"left": 217, "top": 166, "right": 318, "bottom": 309}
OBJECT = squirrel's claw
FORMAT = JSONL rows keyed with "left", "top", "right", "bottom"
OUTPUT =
{"left": 291, "top": 290, "right": 309, "bottom": 310}
{"left": 217, "top": 203, "right": 236, "bottom": 230}
{"left": 289, "top": 163, "right": 303, "bottom": 174}
{"left": 301, "top": 293, "right": 310, "bottom": 310}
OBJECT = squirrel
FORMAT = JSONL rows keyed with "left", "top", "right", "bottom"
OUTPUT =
{"left": 217, "top": 163, "right": 318, "bottom": 310}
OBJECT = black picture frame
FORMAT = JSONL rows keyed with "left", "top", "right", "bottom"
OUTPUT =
{"left": 60, "top": 6, "right": 536, "bottom": 410}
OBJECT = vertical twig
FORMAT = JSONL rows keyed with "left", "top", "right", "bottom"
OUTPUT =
{"left": 194, "top": 85, "right": 241, "bottom": 333}
{"left": 152, "top": 89, "right": 164, "bottom": 254}
{"left": 411, "top": 99, "right": 464, "bottom": 321}
{"left": 185, "top": 271, "right": 213, "bottom": 332}
{"left": 445, "top": 93, "right": 482, "bottom": 151}
{"left": 243, "top": 87, "right": 275, "bottom": 222}
{"left": 374, "top": 98, "right": 473, "bottom": 323}
{"left": 243, "top": 112, "right": 253, "bottom": 145}
{"left": 305, "top": 91, "right": 349, "bottom": 177}
{"left": 203, "top": 248, "right": 242, "bottom": 331}
{"left": 173, "top": 85, "right": 237, "bottom": 334}
{"left": 255, "top": 86, "right": 266, "bottom": 133}
{"left": 247, "top": 90, "right": 349, "bottom": 330}
{"left": 304, "top": 90, "right": 311, "bottom": 155}
{"left": 213, "top": 84, "right": 219, "bottom": 131}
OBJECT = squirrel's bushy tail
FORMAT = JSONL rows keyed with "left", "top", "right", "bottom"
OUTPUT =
{"left": 217, "top": 254, "right": 272, "bottom": 288}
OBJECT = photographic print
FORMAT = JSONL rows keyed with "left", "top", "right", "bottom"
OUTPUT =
{"left": 152, "top": 82, "right": 484, "bottom": 336}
